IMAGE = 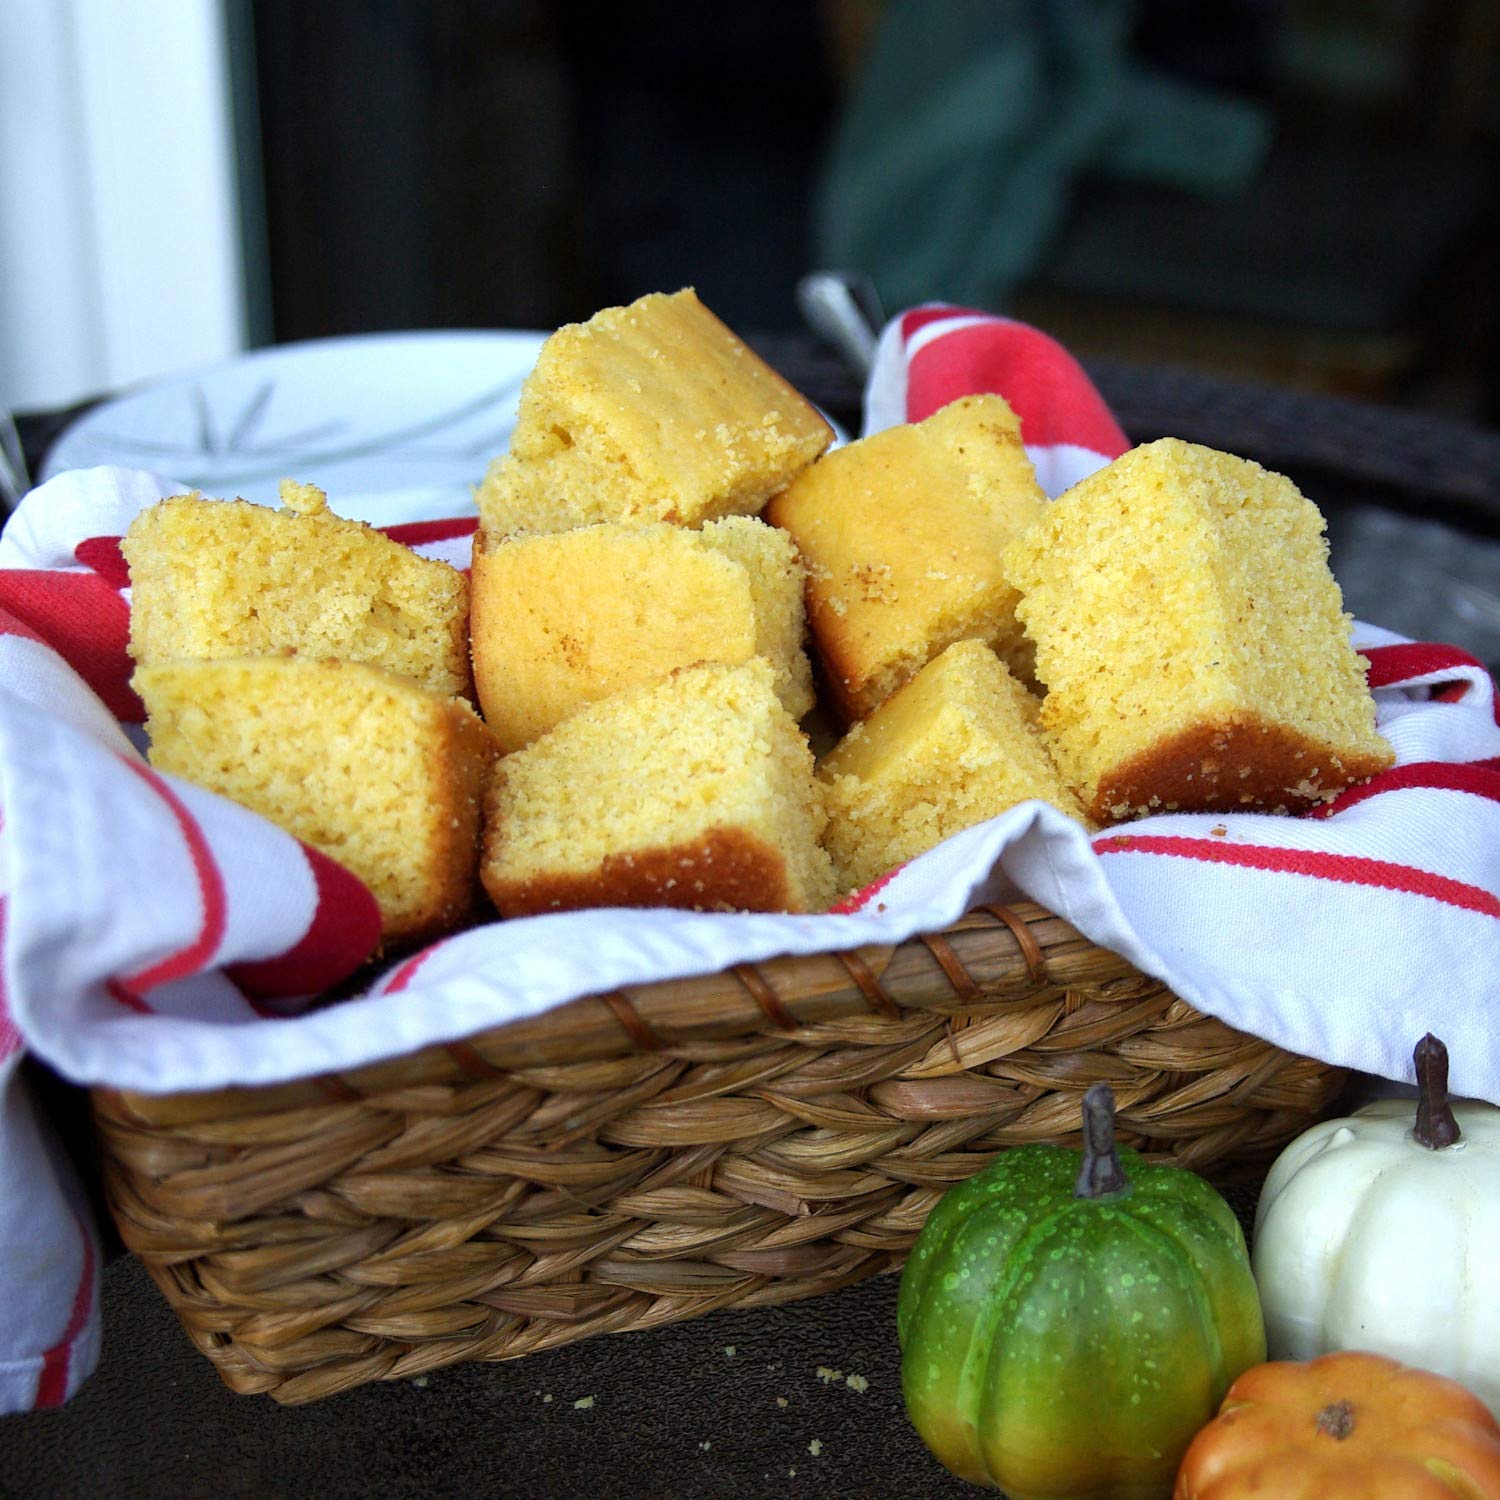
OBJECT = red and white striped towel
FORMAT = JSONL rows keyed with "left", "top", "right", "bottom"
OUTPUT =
{"left": 2, "top": 312, "right": 1497, "bottom": 1412}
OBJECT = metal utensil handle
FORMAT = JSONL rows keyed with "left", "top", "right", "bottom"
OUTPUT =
{"left": 796, "top": 271, "right": 885, "bottom": 381}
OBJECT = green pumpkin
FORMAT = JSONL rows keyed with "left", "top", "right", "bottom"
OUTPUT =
{"left": 898, "top": 1085, "right": 1266, "bottom": 1499}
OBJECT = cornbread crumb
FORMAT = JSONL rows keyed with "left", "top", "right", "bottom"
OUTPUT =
{"left": 724, "top": 1346, "right": 736, "bottom": 1357}
{"left": 809, "top": 1440, "right": 823, "bottom": 1457}
{"left": 123, "top": 487, "right": 470, "bottom": 698}
{"left": 477, "top": 288, "right": 831, "bottom": 535}
{"left": 815, "top": 1366, "right": 843, "bottom": 1384}
{"left": 470, "top": 518, "right": 811, "bottom": 752}
{"left": 137, "top": 656, "right": 496, "bottom": 942}
{"left": 482, "top": 660, "right": 835, "bottom": 917}
{"left": 574, "top": 1396, "right": 594, "bottom": 1410}
{"left": 776, "top": 1397, "right": 789, "bottom": 1408}
{"left": 769, "top": 394, "right": 1046, "bottom": 722}
{"left": 845, "top": 1374, "right": 868, "bottom": 1394}
{"left": 278, "top": 478, "right": 326, "bottom": 515}
{"left": 1002, "top": 438, "right": 1393, "bottom": 822}
{"left": 820, "top": 641, "right": 1087, "bottom": 893}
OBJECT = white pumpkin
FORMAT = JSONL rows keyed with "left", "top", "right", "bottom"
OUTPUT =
{"left": 1253, "top": 1035, "right": 1500, "bottom": 1416}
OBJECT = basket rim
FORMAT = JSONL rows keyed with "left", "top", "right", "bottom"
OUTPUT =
{"left": 94, "top": 900, "right": 1144, "bottom": 1127}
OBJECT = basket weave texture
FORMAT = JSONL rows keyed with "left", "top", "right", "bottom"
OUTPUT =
{"left": 93, "top": 902, "right": 1343, "bottom": 1405}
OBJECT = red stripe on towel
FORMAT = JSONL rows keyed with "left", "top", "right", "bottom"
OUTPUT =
{"left": 115, "top": 758, "right": 227, "bottom": 989}
{"left": 906, "top": 320, "right": 1129, "bottom": 455}
{"left": 1093, "top": 832, "right": 1500, "bottom": 921}
{"left": 381, "top": 942, "right": 444, "bottom": 995}
{"left": 831, "top": 864, "right": 906, "bottom": 914}
{"left": 229, "top": 843, "right": 380, "bottom": 1000}
{"left": 73, "top": 536, "right": 131, "bottom": 591}
{"left": 380, "top": 517, "right": 478, "bottom": 548}
{"left": 1362, "top": 642, "right": 1488, "bottom": 688}
{"left": 900, "top": 305, "right": 970, "bottom": 340}
{"left": 31, "top": 1211, "right": 96, "bottom": 1409}
{"left": 1311, "top": 760, "right": 1500, "bottom": 819}
{"left": 0, "top": 571, "right": 139, "bottom": 720}
{"left": 104, "top": 978, "right": 155, "bottom": 1015}
{"left": 0, "top": 901, "right": 19, "bottom": 1063}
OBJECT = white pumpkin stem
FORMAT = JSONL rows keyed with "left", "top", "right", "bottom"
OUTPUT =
{"left": 1075, "top": 1083, "right": 1129, "bottom": 1199}
{"left": 1413, "top": 1033, "right": 1462, "bottom": 1150}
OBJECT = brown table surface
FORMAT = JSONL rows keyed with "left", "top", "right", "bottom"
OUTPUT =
{"left": 3, "top": 341, "right": 1497, "bottom": 1498}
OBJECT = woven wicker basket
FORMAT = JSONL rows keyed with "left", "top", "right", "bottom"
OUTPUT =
{"left": 93, "top": 900, "right": 1344, "bottom": 1404}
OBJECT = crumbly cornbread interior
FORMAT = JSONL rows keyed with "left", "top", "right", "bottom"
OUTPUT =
{"left": 767, "top": 394, "right": 1046, "bottom": 723}
{"left": 123, "top": 483, "right": 470, "bottom": 699}
{"left": 476, "top": 288, "right": 832, "bottom": 535}
{"left": 136, "top": 656, "right": 496, "bottom": 941}
{"left": 820, "top": 640, "right": 1088, "bottom": 892}
{"left": 470, "top": 516, "right": 811, "bottom": 753}
{"left": 482, "top": 659, "right": 834, "bottom": 916}
{"left": 1002, "top": 438, "right": 1393, "bottom": 820}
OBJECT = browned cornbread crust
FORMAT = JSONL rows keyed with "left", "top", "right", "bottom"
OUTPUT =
{"left": 476, "top": 288, "right": 834, "bottom": 535}
{"left": 1002, "top": 437, "right": 1393, "bottom": 823}
{"left": 123, "top": 487, "right": 471, "bottom": 699}
{"left": 136, "top": 656, "right": 498, "bottom": 945}
{"left": 481, "top": 821, "right": 797, "bottom": 919}
{"left": 767, "top": 394, "right": 1047, "bottom": 725}
{"left": 1090, "top": 714, "right": 1393, "bottom": 823}
{"left": 480, "top": 659, "right": 834, "bottom": 918}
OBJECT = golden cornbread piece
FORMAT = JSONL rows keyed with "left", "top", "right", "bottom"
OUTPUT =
{"left": 767, "top": 394, "right": 1046, "bottom": 724}
{"left": 123, "top": 483, "right": 471, "bottom": 698}
{"left": 476, "top": 288, "right": 833, "bottom": 535}
{"left": 820, "top": 640, "right": 1088, "bottom": 893}
{"left": 481, "top": 659, "right": 835, "bottom": 917}
{"left": 470, "top": 517, "right": 812, "bottom": 753}
{"left": 1002, "top": 438, "right": 1394, "bottom": 823}
{"left": 137, "top": 657, "right": 498, "bottom": 944}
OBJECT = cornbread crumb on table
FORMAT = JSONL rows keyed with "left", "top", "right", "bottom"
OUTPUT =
{"left": 481, "top": 659, "right": 835, "bottom": 917}
{"left": 1002, "top": 437, "right": 1394, "bottom": 823}
{"left": 767, "top": 394, "right": 1047, "bottom": 724}
{"left": 122, "top": 482, "right": 471, "bottom": 698}
{"left": 476, "top": 288, "right": 833, "bottom": 536}
{"left": 820, "top": 640, "right": 1088, "bottom": 894}
{"left": 136, "top": 656, "right": 497, "bottom": 944}
{"left": 469, "top": 516, "right": 811, "bottom": 753}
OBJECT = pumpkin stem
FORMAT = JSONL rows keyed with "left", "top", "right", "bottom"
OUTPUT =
{"left": 1315, "top": 1400, "right": 1355, "bottom": 1440}
{"left": 1074, "top": 1083, "right": 1129, "bottom": 1199}
{"left": 1413, "top": 1033, "right": 1462, "bottom": 1150}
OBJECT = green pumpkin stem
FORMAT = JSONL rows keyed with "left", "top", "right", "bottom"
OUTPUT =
{"left": 1075, "top": 1083, "right": 1129, "bottom": 1199}
{"left": 1413, "top": 1033, "right": 1462, "bottom": 1150}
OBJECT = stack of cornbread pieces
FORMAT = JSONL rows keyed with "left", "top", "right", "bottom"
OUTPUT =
{"left": 126, "top": 289, "right": 1393, "bottom": 951}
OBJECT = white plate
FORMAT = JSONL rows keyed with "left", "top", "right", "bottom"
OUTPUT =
{"left": 42, "top": 330, "right": 547, "bottom": 527}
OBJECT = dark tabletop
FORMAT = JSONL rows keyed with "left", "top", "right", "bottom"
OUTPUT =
{"left": 2, "top": 343, "right": 1497, "bottom": 1500}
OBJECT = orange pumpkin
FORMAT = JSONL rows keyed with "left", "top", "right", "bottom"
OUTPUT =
{"left": 1174, "top": 1351, "right": 1500, "bottom": 1499}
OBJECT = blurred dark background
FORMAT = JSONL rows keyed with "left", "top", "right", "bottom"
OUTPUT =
{"left": 249, "top": 0, "right": 1500, "bottom": 417}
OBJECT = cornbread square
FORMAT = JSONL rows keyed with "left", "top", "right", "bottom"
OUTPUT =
{"left": 123, "top": 483, "right": 471, "bottom": 698}
{"left": 481, "top": 659, "right": 835, "bottom": 917}
{"left": 820, "top": 640, "right": 1088, "bottom": 893}
{"left": 470, "top": 516, "right": 812, "bottom": 753}
{"left": 767, "top": 394, "right": 1046, "bottom": 724}
{"left": 1002, "top": 438, "right": 1394, "bottom": 823}
{"left": 476, "top": 289, "right": 833, "bottom": 535}
{"left": 136, "top": 656, "right": 498, "bottom": 944}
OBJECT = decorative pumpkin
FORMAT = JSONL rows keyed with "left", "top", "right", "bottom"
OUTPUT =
{"left": 1253, "top": 1034, "right": 1500, "bottom": 1415}
{"left": 1174, "top": 1349, "right": 1500, "bottom": 1499}
{"left": 898, "top": 1083, "right": 1265, "bottom": 1498}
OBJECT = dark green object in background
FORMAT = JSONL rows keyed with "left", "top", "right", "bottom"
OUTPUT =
{"left": 817, "top": 0, "right": 1271, "bottom": 314}
{"left": 897, "top": 1084, "right": 1265, "bottom": 1497}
